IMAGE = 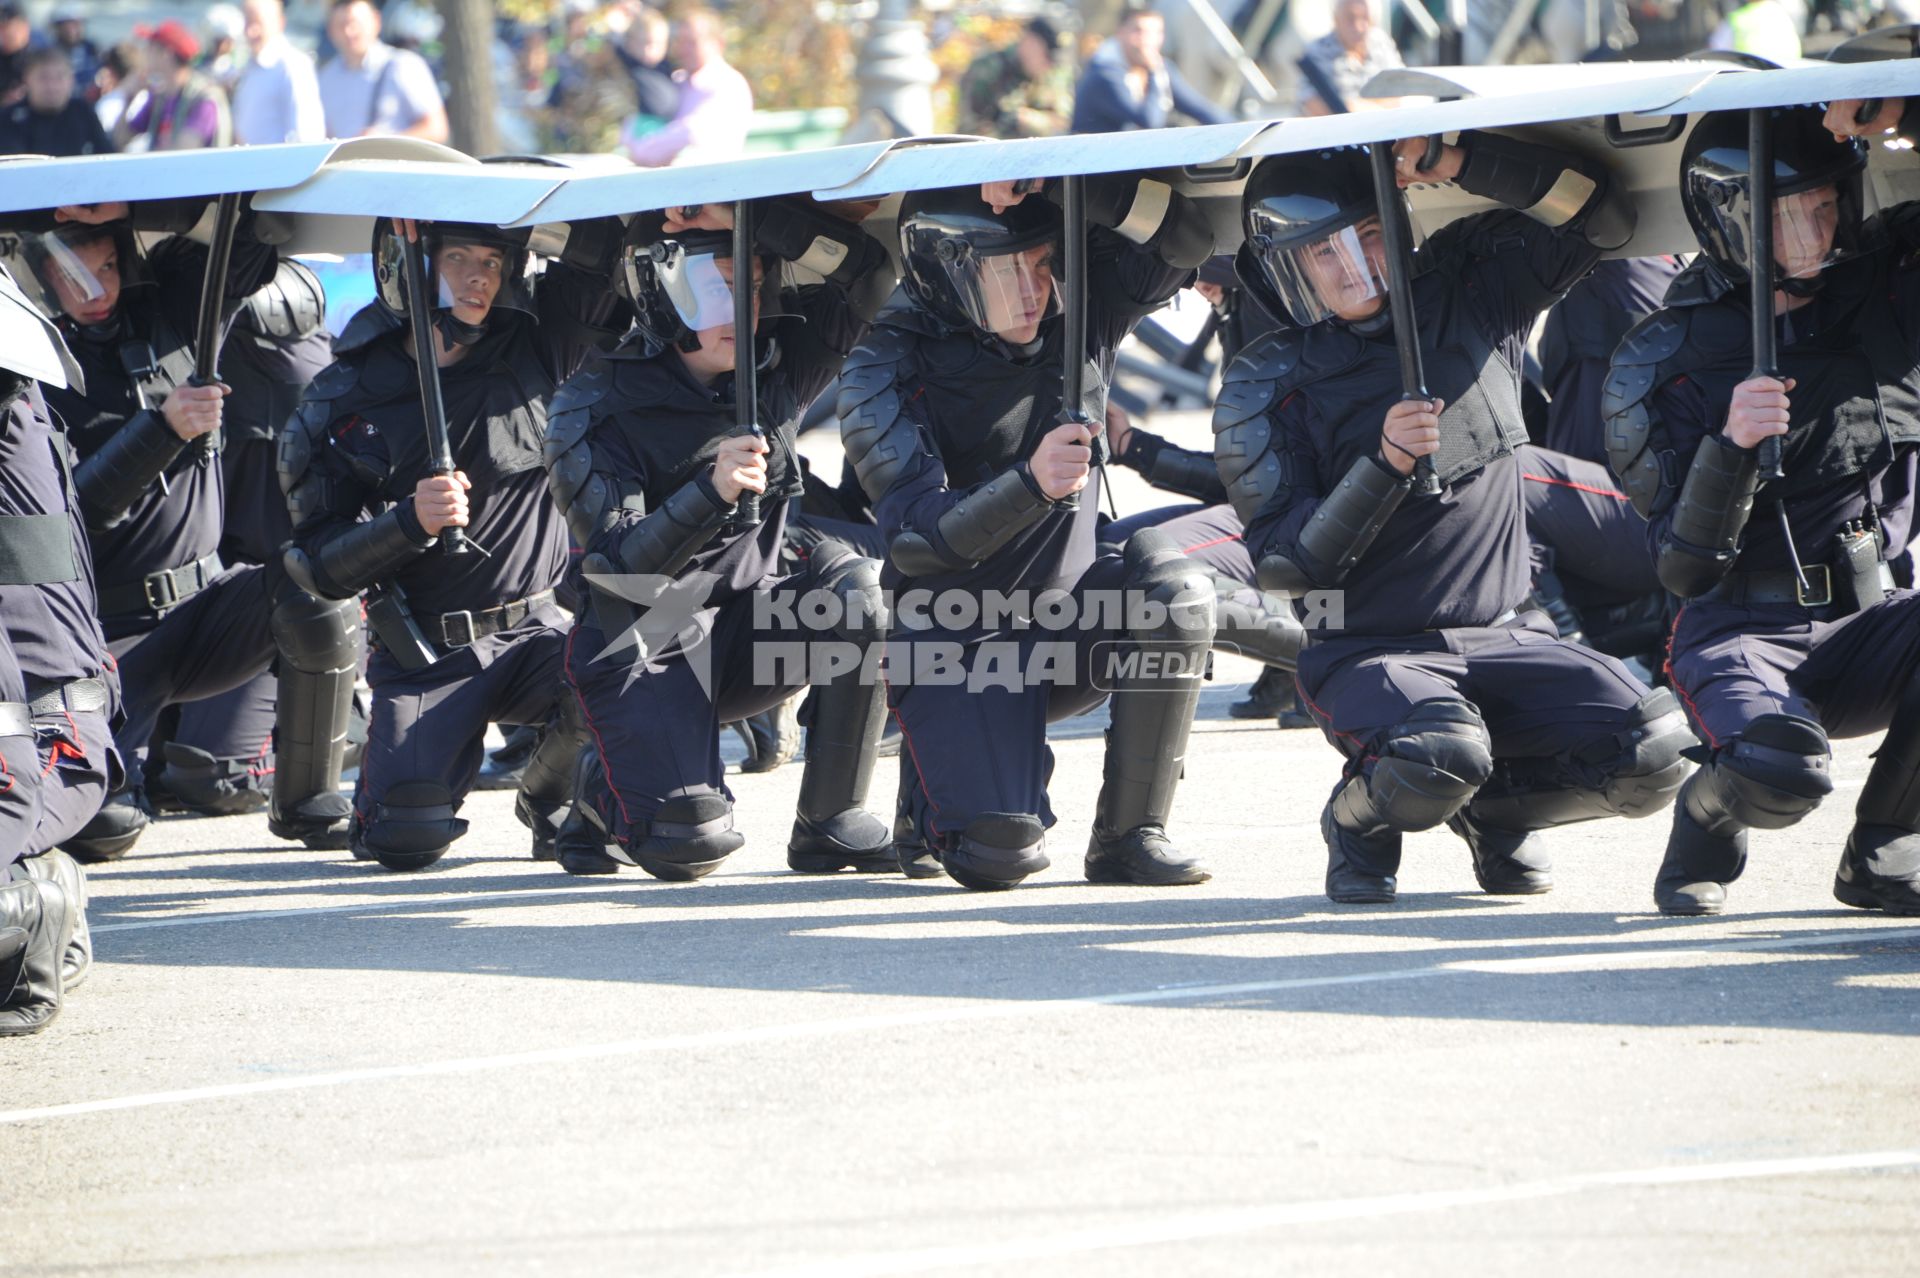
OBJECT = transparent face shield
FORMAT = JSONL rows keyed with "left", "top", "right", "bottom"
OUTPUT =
{"left": 374, "top": 229, "right": 531, "bottom": 319}
{"left": 1250, "top": 218, "right": 1389, "bottom": 328}
{"left": 628, "top": 242, "right": 772, "bottom": 334}
{"left": 932, "top": 240, "right": 1059, "bottom": 338}
{"left": 2, "top": 226, "right": 146, "bottom": 327}
{"left": 1699, "top": 179, "right": 1866, "bottom": 291}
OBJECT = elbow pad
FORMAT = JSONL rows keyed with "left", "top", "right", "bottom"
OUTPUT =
{"left": 890, "top": 464, "right": 1053, "bottom": 578}
{"left": 74, "top": 409, "right": 186, "bottom": 529}
{"left": 1658, "top": 434, "right": 1759, "bottom": 598}
{"left": 757, "top": 198, "right": 887, "bottom": 291}
{"left": 614, "top": 473, "right": 734, "bottom": 579}
{"left": 1285, "top": 455, "right": 1411, "bottom": 586}
{"left": 1081, "top": 176, "right": 1214, "bottom": 269}
{"left": 293, "top": 505, "right": 430, "bottom": 599}
{"left": 1455, "top": 131, "right": 1632, "bottom": 250}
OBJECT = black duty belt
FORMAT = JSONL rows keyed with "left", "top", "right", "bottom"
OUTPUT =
{"left": 96, "top": 551, "right": 222, "bottom": 617}
{"left": 25, "top": 676, "right": 109, "bottom": 717}
{"left": 0, "top": 702, "right": 30, "bottom": 738}
{"left": 1701, "top": 561, "right": 1895, "bottom": 610}
{"left": 421, "top": 590, "right": 555, "bottom": 650}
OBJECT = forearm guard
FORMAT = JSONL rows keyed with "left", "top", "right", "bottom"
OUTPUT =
{"left": 73, "top": 409, "right": 186, "bottom": 528}
{"left": 1255, "top": 456, "right": 1410, "bottom": 593}
{"left": 1454, "top": 131, "right": 1632, "bottom": 251}
{"left": 1121, "top": 430, "right": 1229, "bottom": 504}
{"left": 1658, "top": 434, "right": 1759, "bottom": 598}
{"left": 890, "top": 463, "right": 1054, "bottom": 578}
{"left": 286, "top": 504, "right": 430, "bottom": 600}
{"left": 614, "top": 473, "right": 735, "bottom": 579}
{"left": 757, "top": 198, "right": 889, "bottom": 291}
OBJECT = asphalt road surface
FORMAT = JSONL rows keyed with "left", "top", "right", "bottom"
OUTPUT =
{"left": 4, "top": 413, "right": 1917, "bottom": 1275}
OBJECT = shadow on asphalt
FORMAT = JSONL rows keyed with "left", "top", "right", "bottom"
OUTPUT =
{"left": 87, "top": 862, "right": 1920, "bottom": 1034}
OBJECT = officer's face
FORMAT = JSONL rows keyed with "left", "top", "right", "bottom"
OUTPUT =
{"left": 977, "top": 243, "right": 1054, "bottom": 344}
{"left": 436, "top": 242, "right": 506, "bottom": 326}
{"left": 1775, "top": 184, "right": 1841, "bottom": 281}
{"left": 48, "top": 234, "right": 121, "bottom": 326}
{"left": 1303, "top": 217, "right": 1387, "bottom": 321}
{"left": 680, "top": 254, "right": 765, "bottom": 383}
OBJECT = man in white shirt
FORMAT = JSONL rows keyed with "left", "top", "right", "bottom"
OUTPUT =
{"left": 316, "top": 0, "right": 448, "bottom": 142}
{"left": 232, "top": 0, "right": 325, "bottom": 145}
{"left": 623, "top": 8, "right": 751, "bottom": 168}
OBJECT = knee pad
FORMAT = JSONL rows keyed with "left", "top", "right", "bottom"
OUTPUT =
{"left": 358, "top": 781, "right": 467, "bottom": 871}
{"left": 1599, "top": 688, "right": 1695, "bottom": 818}
{"left": 1694, "top": 713, "right": 1833, "bottom": 831}
{"left": 626, "top": 794, "right": 746, "bottom": 881}
{"left": 270, "top": 589, "right": 360, "bottom": 673}
{"left": 808, "top": 540, "right": 889, "bottom": 644}
{"left": 1353, "top": 699, "right": 1493, "bottom": 833}
{"left": 160, "top": 743, "right": 270, "bottom": 816}
{"left": 944, "top": 812, "right": 1049, "bottom": 891}
{"left": 1122, "top": 529, "right": 1218, "bottom": 646}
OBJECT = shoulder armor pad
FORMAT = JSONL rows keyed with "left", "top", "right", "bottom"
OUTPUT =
{"left": 549, "top": 366, "right": 612, "bottom": 424}
{"left": 304, "top": 358, "right": 360, "bottom": 407}
{"left": 1228, "top": 329, "right": 1306, "bottom": 385}
{"left": 1212, "top": 366, "right": 1279, "bottom": 433}
{"left": 838, "top": 327, "right": 916, "bottom": 412}
{"left": 1601, "top": 311, "right": 1692, "bottom": 520}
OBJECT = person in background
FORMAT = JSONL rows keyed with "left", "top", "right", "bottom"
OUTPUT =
{"left": 0, "top": 3, "right": 40, "bottom": 108}
{"left": 117, "top": 21, "right": 231, "bottom": 152}
{"left": 614, "top": 4, "right": 679, "bottom": 140}
{"left": 317, "top": 0, "right": 449, "bottom": 142}
{"left": 93, "top": 43, "right": 142, "bottom": 138}
{"left": 623, "top": 8, "right": 750, "bottom": 167}
{"left": 233, "top": 0, "right": 326, "bottom": 145}
{"left": 1297, "top": 0, "right": 1404, "bottom": 116}
{"left": 957, "top": 16, "right": 1074, "bottom": 140}
{"left": 50, "top": 11, "right": 99, "bottom": 95}
{"left": 1070, "top": 4, "right": 1231, "bottom": 134}
{"left": 1709, "top": 1, "right": 1804, "bottom": 63}
{"left": 202, "top": 5, "right": 247, "bottom": 93}
{"left": 0, "top": 46, "right": 112, "bottom": 157}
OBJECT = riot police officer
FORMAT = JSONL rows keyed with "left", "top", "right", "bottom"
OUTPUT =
{"left": 545, "top": 198, "right": 895, "bottom": 879}
{"left": 280, "top": 217, "right": 627, "bottom": 871}
{"left": 1605, "top": 99, "right": 1920, "bottom": 916}
{"left": 3, "top": 200, "right": 285, "bottom": 860}
{"left": 838, "top": 175, "right": 1219, "bottom": 889}
{"left": 1219, "top": 134, "right": 1692, "bottom": 905}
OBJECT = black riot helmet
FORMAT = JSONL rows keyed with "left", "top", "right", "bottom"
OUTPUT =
{"left": 370, "top": 219, "right": 534, "bottom": 325}
{"left": 1680, "top": 106, "right": 1869, "bottom": 294}
{"left": 617, "top": 209, "right": 776, "bottom": 353}
{"left": 896, "top": 184, "right": 1062, "bottom": 337}
{"left": 4, "top": 219, "right": 153, "bottom": 328}
{"left": 1240, "top": 148, "right": 1398, "bottom": 329}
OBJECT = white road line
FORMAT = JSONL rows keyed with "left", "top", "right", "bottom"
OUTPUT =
{"left": 3, "top": 924, "right": 1915, "bottom": 1128}
{"left": 90, "top": 886, "right": 625, "bottom": 934}
{"left": 728, "top": 1149, "right": 1920, "bottom": 1278}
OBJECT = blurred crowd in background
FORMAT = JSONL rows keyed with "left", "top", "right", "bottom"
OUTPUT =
{"left": 4, "top": 0, "right": 1920, "bottom": 166}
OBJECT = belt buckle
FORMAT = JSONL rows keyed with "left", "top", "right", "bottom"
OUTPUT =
{"left": 143, "top": 570, "right": 178, "bottom": 611}
{"left": 1797, "top": 564, "right": 1833, "bottom": 608}
{"left": 442, "top": 610, "right": 477, "bottom": 648}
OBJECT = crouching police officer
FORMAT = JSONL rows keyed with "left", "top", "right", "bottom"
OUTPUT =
{"left": 1605, "top": 100, "right": 1920, "bottom": 916}
{"left": 280, "top": 217, "right": 628, "bottom": 871}
{"left": 839, "top": 175, "right": 1219, "bottom": 889}
{"left": 545, "top": 199, "right": 896, "bottom": 880}
{"left": 1220, "top": 134, "right": 1692, "bottom": 904}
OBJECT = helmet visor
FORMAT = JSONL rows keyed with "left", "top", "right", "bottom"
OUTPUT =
{"left": 934, "top": 241, "right": 1057, "bottom": 338}
{"left": 374, "top": 228, "right": 532, "bottom": 319}
{"left": 1691, "top": 178, "right": 1867, "bottom": 287}
{"left": 4, "top": 225, "right": 148, "bottom": 326}
{"left": 1250, "top": 219, "right": 1388, "bottom": 328}
{"left": 651, "top": 246, "right": 754, "bottom": 333}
